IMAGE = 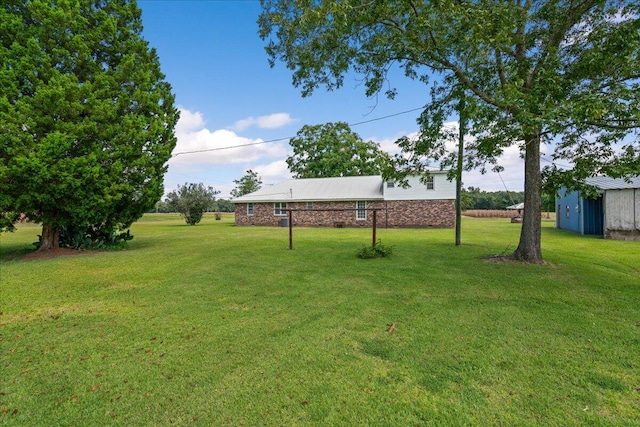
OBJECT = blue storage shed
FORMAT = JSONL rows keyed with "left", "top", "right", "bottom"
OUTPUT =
{"left": 556, "top": 176, "right": 640, "bottom": 240}
{"left": 556, "top": 188, "right": 603, "bottom": 236}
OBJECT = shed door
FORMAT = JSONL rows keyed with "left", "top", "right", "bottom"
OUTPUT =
{"left": 583, "top": 196, "right": 603, "bottom": 235}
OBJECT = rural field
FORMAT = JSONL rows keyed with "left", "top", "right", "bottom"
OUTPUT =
{"left": 1, "top": 214, "right": 639, "bottom": 426}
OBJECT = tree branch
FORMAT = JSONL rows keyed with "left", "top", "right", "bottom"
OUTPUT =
{"left": 440, "top": 57, "right": 516, "bottom": 113}
{"left": 581, "top": 119, "right": 640, "bottom": 130}
{"left": 514, "top": 0, "right": 531, "bottom": 62}
{"left": 495, "top": 50, "right": 508, "bottom": 89}
{"left": 379, "top": 19, "right": 404, "bottom": 33}
{"left": 407, "top": 0, "right": 419, "bottom": 17}
{"left": 527, "top": 0, "right": 600, "bottom": 88}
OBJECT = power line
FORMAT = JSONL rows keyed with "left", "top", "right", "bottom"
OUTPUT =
{"left": 173, "top": 136, "right": 290, "bottom": 156}
{"left": 497, "top": 171, "right": 518, "bottom": 205}
{"left": 349, "top": 106, "right": 425, "bottom": 127}
{"left": 540, "top": 155, "right": 571, "bottom": 169}
{"left": 172, "top": 105, "right": 426, "bottom": 157}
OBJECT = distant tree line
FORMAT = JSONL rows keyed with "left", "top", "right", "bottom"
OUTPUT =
{"left": 151, "top": 198, "right": 234, "bottom": 214}
{"left": 462, "top": 187, "right": 524, "bottom": 211}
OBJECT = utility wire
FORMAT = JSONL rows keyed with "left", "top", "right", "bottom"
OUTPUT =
{"left": 540, "top": 155, "right": 571, "bottom": 169}
{"left": 173, "top": 136, "right": 290, "bottom": 156}
{"left": 497, "top": 171, "right": 517, "bottom": 205}
{"left": 172, "top": 106, "right": 426, "bottom": 157}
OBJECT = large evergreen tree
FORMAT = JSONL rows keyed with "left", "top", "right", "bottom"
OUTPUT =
{"left": 259, "top": 0, "right": 640, "bottom": 263}
{"left": 0, "top": 0, "right": 178, "bottom": 249}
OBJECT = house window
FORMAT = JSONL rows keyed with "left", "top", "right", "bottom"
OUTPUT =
{"left": 306, "top": 202, "right": 314, "bottom": 209}
{"left": 387, "top": 181, "right": 395, "bottom": 188}
{"left": 565, "top": 205, "right": 570, "bottom": 218}
{"left": 247, "top": 203, "right": 254, "bottom": 216}
{"left": 274, "top": 202, "right": 287, "bottom": 216}
{"left": 356, "top": 201, "right": 366, "bottom": 220}
{"left": 425, "top": 175, "right": 434, "bottom": 190}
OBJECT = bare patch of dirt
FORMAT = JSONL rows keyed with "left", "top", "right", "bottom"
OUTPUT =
{"left": 482, "top": 255, "right": 548, "bottom": 265}
{"left": 22, "top": 247, "right": 100, "bottom": 261}
{"left": 482, "top": 255, "right": 517, "bottom": 264}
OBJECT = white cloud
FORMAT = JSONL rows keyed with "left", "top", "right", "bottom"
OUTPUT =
{"left": 233, "top": 112, "right": 296, "bottom": 131}
{"left": 462, "top": 144, "right": 525, "bottom": 192}
{"left": 371, "top": 131, "right": 416, "bottom": 156}
{"left": 175, "top": 107, "right": 205, "bottom": 133}
{"left": 214, "top": 182, "right": 236, "bottom": 200}
{"left": 253, "top": 160, "right": 292, "bottom": 184}
{"left": 169, "top": 108, "right": 288, "bottom": 168}
{"left": 258, "top": 113, "right": 296, "bottom": 129}
{"left": 442, "top": 121, "right": 527, "bottom": 191}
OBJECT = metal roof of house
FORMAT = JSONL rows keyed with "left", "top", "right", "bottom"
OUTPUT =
{"left": 231, "top": 175, "right": 384, "bottom": 203}
{"left": 585, "top": 176, "right": 640, "bottom": 190}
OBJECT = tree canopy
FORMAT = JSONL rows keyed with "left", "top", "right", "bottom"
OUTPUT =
{"left": 215, "top": 199, "right": 235, "bottom": 213}
{"left": 286, "top": 122, "right": 390, "bottom": 178}
{"left": 0, "top": 0, "right": 178, "bottom": 249}
{"left": 165, "top": 183, "right": 220, "bottom": 226}
{"left": 230, "top": 170, "right": 263, "bottom": 198}
{"left": 259, "top": 0, "right": 640, "bottom": 263}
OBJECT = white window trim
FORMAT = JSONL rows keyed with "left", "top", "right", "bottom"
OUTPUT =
{"left": 274, "top": 202, "right": 287, "bottom": 216}
{"left": 356, "top": 201, "right": 366, "bottom": 220}
{"left": 247, "top": 203, "right": 254, "bottom": 216}
{"left": 425, "top": 176, "right": 435, "bottom": 190}
{"left": 306, "top": 202, "right": 314, "bottom": 209}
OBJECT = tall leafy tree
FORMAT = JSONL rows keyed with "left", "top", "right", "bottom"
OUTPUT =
{"left": 259, "top": 0, "right": 640, "bottom": 263}
{"left": 286, "top": 122, "right": 390, "bottom": 178}
{"left": 230, "top": 170, "right": 263, "bottom": 198}
{"left": 165, "top": 183, "right": 220, "bottom": 226}
{"left": 0, "top": 0, "right": 178, "bottom": 249}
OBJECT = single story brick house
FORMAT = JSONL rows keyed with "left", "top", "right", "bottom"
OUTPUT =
{"left": 555, "top": 175, "right": 640, "bottom": 240}
{"left": 231, "top": 173, "right": 456, "bottom": 228}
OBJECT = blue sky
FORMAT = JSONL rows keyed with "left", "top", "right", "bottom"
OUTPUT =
{"left": 139, "top": 0, "right": 526, "bottom": 198}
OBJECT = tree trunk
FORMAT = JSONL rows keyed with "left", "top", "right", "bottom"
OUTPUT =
{"left": 39, "top": 223, "right": 60, "bottom": 251}
{"left": 511, "top": 133, "right": 544, "bottom": 263}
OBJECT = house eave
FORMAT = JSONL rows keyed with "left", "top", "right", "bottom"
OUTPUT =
{"left": 233, "top": 197, "right": 385, "bottom": 203}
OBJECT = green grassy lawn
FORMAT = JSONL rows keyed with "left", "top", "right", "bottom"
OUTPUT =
{"left": 1, "top": 214, "right": 639, "bottom": 426}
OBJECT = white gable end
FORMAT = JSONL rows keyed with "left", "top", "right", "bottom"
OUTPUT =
{"left": 383, "top": 174, "right": 455, "bottom": 200}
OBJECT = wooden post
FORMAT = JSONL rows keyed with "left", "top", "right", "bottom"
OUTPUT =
{"left": 288, "top": 209, "right": 293, "bottom": 250}
{"left": 372, "top": 210, "right": 377, "bottom": 246}
{"left": 456, "top": 88, "right": 465, "bottom": 246}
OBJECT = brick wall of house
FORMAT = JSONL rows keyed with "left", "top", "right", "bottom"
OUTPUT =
{"left": 235, "top": 199, "right": 455, "bottom": 228}
{"left": 234, "top": 202, "right": 289, "bottom": 227}
{"left": 383, "top": 199, "right": 455, "bottom": 228}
